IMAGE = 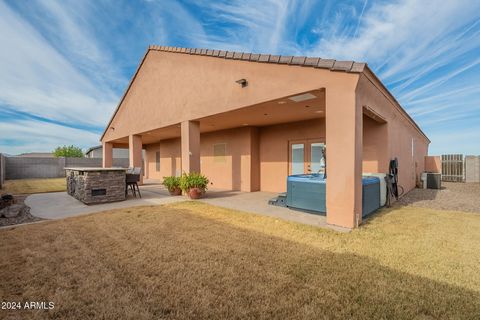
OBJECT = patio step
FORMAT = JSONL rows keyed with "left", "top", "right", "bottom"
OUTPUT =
{"left": 268, "top": 193, "right": 287, "bottom": 207}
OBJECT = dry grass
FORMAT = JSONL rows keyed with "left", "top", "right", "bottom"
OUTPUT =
{"left": 1, "top": 178, "right": 66, "bottom": 195}
{"left": 1, "top": 202, "right": 479, "bottom": 319}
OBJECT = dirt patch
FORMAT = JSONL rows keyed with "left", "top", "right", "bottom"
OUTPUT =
{"left": 0, "top": 195, "right": 43, "bottom": 227}
{"left": 397, "top": 182, "right": 480, "bottom": 213}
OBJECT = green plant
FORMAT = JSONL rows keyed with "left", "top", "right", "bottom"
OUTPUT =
{"left": 162, "top": 176, "right": 181, "bottom": 192}
{"left": 53, "top": 145, "right": 84, "bottom": 158}
{"left": 179, "top": 172, "right": 209, "bottom": 192}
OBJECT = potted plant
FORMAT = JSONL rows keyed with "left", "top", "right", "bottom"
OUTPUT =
{"left": 162, "top": 176, "right": 182, "bottom": 196}
{"left": 179, "top": 172, "right": 209, "bottom": 199}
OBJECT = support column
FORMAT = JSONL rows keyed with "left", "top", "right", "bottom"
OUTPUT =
{"left": 325, "top": 89, "right": 362, "bottom": 229}
{"left": 102, "top": 142, "right": 113, "bottom": 168}
{"left": 129, "top": 134, "right": 143, "bottom": 184}
{"left": 181, "top": 120, "right": 200, "bottom": 173}
{"left": 144, "top": 154, "right": 149, "bottom": 180}
{"left": 249, "top": 127, "right": 260, "bottom": 192}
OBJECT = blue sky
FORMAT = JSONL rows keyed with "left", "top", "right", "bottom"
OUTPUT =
{"left": 0, "top": 0, "right": 479, "bottom": 155}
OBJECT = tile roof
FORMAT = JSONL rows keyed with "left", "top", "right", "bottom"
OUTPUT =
{"left": 148, "top": 45, "right": 366, "bottom": 73}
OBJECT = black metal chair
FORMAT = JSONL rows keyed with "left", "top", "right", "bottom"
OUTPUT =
{"left": 126, "top": 167, "right": 141, "bottom": 198}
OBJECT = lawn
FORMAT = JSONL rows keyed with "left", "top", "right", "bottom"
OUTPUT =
{"left": 1, "top": 202, "right": 479, "bottom": 319}
{"left": 0, "top": 178, "right": 66, "bottom": 195}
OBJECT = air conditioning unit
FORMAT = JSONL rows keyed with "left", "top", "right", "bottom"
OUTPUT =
{"left": 426, "top": 172, "right": 442, "bottom": 189}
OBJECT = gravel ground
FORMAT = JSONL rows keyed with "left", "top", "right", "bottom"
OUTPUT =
{"left": 397, "top": 182, "right": 480, "bottom": 213}
{"left": 0, "top": 195, "right": 44, "bottom": 227}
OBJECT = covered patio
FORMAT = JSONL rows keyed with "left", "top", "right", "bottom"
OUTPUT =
{"left": 103, "top": 88, "right": 389, "bottom": 229}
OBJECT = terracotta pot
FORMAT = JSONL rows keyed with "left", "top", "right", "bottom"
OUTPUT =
{"left": 168, "top": 187, "right": 182, "bottom": 196}
{"left": 187, "top": 187, "right": 205, "bottom": 199}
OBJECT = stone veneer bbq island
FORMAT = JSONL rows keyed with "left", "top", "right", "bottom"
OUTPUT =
{"left": 65, "top": 167, "right": 126, "bottom": 204}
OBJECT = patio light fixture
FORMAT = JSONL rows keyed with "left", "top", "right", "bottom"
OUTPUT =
{"left": 235, "top": 78, "right": 248, "bottom": 87}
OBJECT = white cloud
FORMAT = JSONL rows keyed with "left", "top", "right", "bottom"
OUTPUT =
{"left": 0, "top": 120, "right": 100, "bottom": 155}
{"left": 0, "top": 1, "right": 118, "bottom": 127}
{"left": 191, "top": 0, "right": 309, "bottom": 54}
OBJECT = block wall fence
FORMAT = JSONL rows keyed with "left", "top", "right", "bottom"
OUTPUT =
{"left": 0, "top": 154, "right": 5, "bottom": 188}
{"left": 2, "top": 157, "right": 129, "bottom": 180}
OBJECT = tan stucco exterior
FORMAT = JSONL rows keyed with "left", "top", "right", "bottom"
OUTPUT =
{"left": 101, "top": 46, "right": 430, "bottom": 229}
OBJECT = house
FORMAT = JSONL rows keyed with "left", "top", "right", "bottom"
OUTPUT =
{"left": 85, "top": 145, "right": 129, "bottom": 159}
{"left": 101, "top": 46, "right": 429, "bottom": 229}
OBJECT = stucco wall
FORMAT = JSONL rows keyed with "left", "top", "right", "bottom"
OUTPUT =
{"left": 362, "top": 115, "right": 388, "bottom": 173}
{"left": 200, "top": 127, "right": 256, "bottom": 191}
{"left": 145, "top": 138, "right": 181, "bottom": 180}
{"left": 259, "top": 119, "right": 325, "bottom": 192}
{"left": 145, "top": 127, "right": 258, "bottom": 191}
{"left": 356, "top": 73, "right": 430, "bottom": 193}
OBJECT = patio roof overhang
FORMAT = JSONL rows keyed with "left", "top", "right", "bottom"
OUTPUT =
{"left": 109, "top": 88, "right": 326, "bottom": 146}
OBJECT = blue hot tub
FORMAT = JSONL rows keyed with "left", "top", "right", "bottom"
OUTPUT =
{"left": 286, "top": 174, "right": 380, "bottom": 217}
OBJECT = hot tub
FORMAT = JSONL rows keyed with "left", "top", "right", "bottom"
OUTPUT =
{"left": 286, "top": 174, "right": 381, "bottom": 217}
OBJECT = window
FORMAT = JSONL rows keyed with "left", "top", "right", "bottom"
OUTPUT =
{"left": 291, "top": 143, "right": 304, "bottom": 174}
{"left": 155, "top": 151, "right": 160, "bottom": 171}
{"left": 310, "top": 143, "right": 325, "bottom": 174}
{"left": 213, "top": 143, "right": 226, "bottom": 163}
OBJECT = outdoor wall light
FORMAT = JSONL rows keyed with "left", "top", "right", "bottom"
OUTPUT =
{"left": 110, "top": 126, "right": 115, "bottom": 130}
{"left": 235, "top": 78, "right": 248, "bottom": 87}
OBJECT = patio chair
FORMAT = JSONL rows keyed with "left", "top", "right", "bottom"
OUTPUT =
{"left": 126, "top": 167, "right": 142, "bottom": 198}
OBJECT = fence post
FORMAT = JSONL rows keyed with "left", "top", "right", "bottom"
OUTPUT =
{"left": 58, "top": 157, "right": 66, "bottom": 178}
{"left": 465, "top": 155, "right": 480, "bottom": 183}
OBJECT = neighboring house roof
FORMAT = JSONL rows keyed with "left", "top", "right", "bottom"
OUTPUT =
{"left": 16, "top": 152, "right": 54, "bottom": 157}
{"left": 101, "top": 45, "right": 428, "bottom": 142}
{"left": 85, "top": 145, "right": 102, "bottom": 155}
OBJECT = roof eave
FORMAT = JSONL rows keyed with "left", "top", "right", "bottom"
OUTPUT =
{"left": 361, "top": 65, "right": 430, "bottom": 143}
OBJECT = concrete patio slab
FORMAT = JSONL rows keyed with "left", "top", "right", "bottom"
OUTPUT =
{"left": 200, "top": 191, "right": 344, "bottom": 230}
{"left": 26, "top": 184, "right": 183, "bottom": 219}
{"left": 25, "top": 184, "right": 347, "bottom": 231}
